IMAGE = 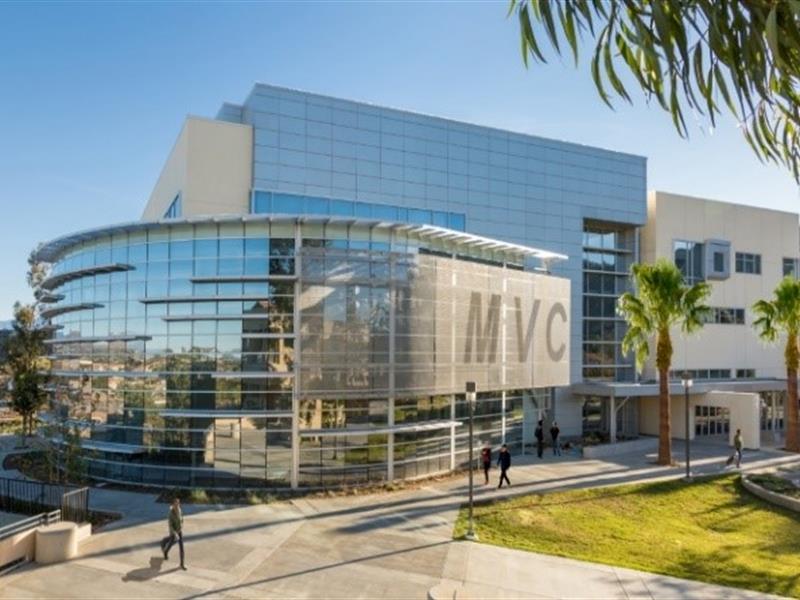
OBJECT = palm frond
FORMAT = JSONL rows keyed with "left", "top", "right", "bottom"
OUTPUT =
{"left": 617, "top": 259, "right": 710, "bottom": 373}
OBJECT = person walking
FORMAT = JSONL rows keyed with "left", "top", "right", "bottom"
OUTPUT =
{"left": 497, "top": 444, "right": 511, "bottom": 488}
{"left": 160, "top": 498, "right": 187, "bottom": 570}
{"left": 535, "top": 420, "right": 545, "bottom": 459}
{"left": 733, "top": 429, "right": 744, "bottom": 468}
{"left": 480, "top": 442, "right": 492, "bottom": 485}
{"left": 550, "top": 422, "right": 561, "bottom": 456}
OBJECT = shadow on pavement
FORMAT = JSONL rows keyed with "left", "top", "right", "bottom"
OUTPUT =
{"left": 74, "top": 450, "right": 800, "bottom": 563}
{"left": 182, "top": 539, "right": 453, "bottom": 600}
{"left": 121, "top": 556, "right": 171, "bottom": 582}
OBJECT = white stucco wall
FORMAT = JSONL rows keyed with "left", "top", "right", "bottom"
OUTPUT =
{"left": 639, "top": 396, "right": 661, "bottom": 437}
{"left": 640, "top": 191, "right": 799, "bottom": 381}
{"left": 142, "top": 117, "right": 253, "bottom": 220}
{"left": 639, "top": 390, "right": 761, "bottom": 449}
{"left": 704, "top": 390, "right": 761, "bottom": 450}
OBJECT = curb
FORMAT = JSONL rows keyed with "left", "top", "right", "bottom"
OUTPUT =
{"left": 742, "top": 476, "right": 800, "bottom": 513}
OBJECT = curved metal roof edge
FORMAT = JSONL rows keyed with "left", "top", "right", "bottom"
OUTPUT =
{"left": 35, "top": 214, "right": 568, "bottom": 265}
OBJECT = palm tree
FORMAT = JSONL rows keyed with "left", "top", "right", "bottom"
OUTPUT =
{"left": 617, "top": 260, "right": 711, "bottom": 466}
{"left": 752, "top": 277, "right": 800, "bottom": 452}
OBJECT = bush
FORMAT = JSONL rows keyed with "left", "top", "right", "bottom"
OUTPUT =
{"left": 188, "top": 488, "right": 209, "bottom": 503}
{"left": 749, "top": 473, "right": 800, "bottom": 497}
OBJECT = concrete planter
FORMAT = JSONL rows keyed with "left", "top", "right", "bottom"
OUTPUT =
{"left": 35, "top": 522, "right": 78, "bottom": 564}
{"left": 742, "top": 476, "right": 800, "bottom": 513}
{"left": 582, "top": 437, "right": 658, "bottom": 460}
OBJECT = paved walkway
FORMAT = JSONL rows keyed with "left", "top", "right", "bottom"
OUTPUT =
{"left": 0, "top": 439, "right": 797, "bottom": 598}
{"left": 436, "top": 543, "right": 779, "bottom": 599}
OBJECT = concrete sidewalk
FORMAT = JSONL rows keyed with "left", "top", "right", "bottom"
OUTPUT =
{"left": 435, "top": 542, "right": 781, "bottom": 599}
{"left": 0, "top": 439, "right": 797, "bottom": 598}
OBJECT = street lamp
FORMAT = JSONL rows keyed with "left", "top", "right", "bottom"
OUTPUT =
{"left": 465, "top": 381, "right": 478, "bottom": 541}
{"left": 681, "top": 371, "right": 693, "bottom": 481}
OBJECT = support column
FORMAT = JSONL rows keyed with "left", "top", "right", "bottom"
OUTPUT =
{"left": 387, "top": 249, "right": 396, "bottom": 482}
{"left": 772, "top": 393, "right": 777, "bottom": 434}
{"left": 450, "top": 254, "right": 457, "bottom": 470}
{"left": 290, "top": 223, "right": 301, "bottom": 489}
{"left": 609, "top": 395, "right": 617, "bottom": 444}
{"left": 501, "top": 267, "right": 507, "bottom": 444}
{"left": 450, "top": 394, "right": 456, "bottom": 471}
{"left": 501, "top": 391, "right": 507, "bottom": 444}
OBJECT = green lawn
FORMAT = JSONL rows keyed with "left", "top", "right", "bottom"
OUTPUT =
{"left": 454, "top": 475, "right": 800, "bottom": 598}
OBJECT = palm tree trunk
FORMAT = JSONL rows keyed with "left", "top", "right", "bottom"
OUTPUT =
{"left": 657, "top": 367, "right": 672, "bottom": 465}
{"left": 786, "top": 368, "right": 799, "bottom": 452}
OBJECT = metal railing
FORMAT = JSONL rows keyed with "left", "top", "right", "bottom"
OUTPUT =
{"left": 0, "top": 510, "right": 61, "bottom": 575}
{"left": 0, "top": 510, "right": 61, "bottom": 542}
{"left": 0, "top": 477, "right": 89, "bottom": 524}
{"left": 61, "top": 487, "right": 89, "bottom": 524}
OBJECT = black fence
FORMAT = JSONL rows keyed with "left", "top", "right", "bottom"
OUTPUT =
{"left": 0, "top": 477, "right": 89, "bottom": 524}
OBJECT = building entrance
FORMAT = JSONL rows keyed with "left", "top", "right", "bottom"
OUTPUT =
{"left": 694, "top": 405, "right": 730, "bottom": 437}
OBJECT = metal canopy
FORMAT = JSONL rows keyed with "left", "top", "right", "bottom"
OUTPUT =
{"left": 40, "top": 302, "right": 103, "bottom": 320}
{"left": 571, "top": 379, "right": 788, "bottom": 398}
{"left": 210, "top": 371, "right": 293, "bottom": 379}
{"left": 299, "top": 419, "right": 462, "bottom": 437}
{"left": 39, "top": 263, "right": 133, "bottom": 290}
{"left": 34, "top": 214, "right": 567, "bottom": 267}
{"left": 45, "top": 334, "right": 151, "bottom": 345}
{"left": 160, "top": 409, "right": 293, "bottom": 419}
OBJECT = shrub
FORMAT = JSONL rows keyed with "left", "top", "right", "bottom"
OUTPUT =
{"left": 749, "top": 474, "right": 800, "bottom": 497}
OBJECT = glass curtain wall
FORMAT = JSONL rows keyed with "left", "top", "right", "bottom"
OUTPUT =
{"left": 43, "top": 218, "right": 556, "bottom": 488}
{"left": 47, "top": 221, "right": 296, "bottom": 487}
{"left": 582, "top": 220, "right": 635, "bottom": 381}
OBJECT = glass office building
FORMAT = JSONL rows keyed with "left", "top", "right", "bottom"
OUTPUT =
{"left": 36, "top": 215, "right": 570, "bottom": 488}
{"left": 33, "top": 82, "right": 649, "bottom": 487}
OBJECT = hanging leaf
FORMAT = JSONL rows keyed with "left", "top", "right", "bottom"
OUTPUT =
{"left": 511, "top": 0, "right": 800, "bottom": 181}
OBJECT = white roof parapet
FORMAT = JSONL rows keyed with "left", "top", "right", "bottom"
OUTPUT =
{"left": 34, "top": 214, "right": 568, "bottom": 269}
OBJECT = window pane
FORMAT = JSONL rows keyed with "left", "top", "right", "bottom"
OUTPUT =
{"left": 253, "top": 191, "right": 271, "bottom": 213}
{"left": 219, "top": 238, "right": 244, "bottom": 257}
{"left": 270, "top": 239, "right": 295, "bottom": 257}
{"left": 244, "top": 238, "right": 269, "bottom": 257}
{"left": 408, "top": 208, "right": 432, "bottom": 225}
{"left": 273, "top": 193, "right": 300, "bottom": 213}
{"left": 372, "top": 204, "right": 398, "bottom": 221}
{"left": 170, "top": 240, "right": 193, "bottom": 260}
{"left": 448, "top": 213, "right": 466, "bottom": 231}
{"left": 195, "top": 239, "right": 217, "bottom": 257}
{"left": 354, "top": 202, "right": 371, "bottom": 218}
{"left": 305, "top": 196, "right": 329, "bottom": 214}
{"left": 330, "top": 199, "right": 354, "bottom": 216}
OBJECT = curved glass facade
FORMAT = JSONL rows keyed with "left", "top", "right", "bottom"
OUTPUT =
{"left": 40, "top": 216, "right": 569, "bottom": 488}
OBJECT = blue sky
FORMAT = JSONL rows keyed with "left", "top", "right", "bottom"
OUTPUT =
{"left": 0, "top": 1, "right": 797, "bottom": 319}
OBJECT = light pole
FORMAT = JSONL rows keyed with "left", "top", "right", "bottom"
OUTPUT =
{"left": 681, "top": 371, "right": 693, "bottom": 481}
{"left": 465, "top": 381, "right": 478, "bottom": 541}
